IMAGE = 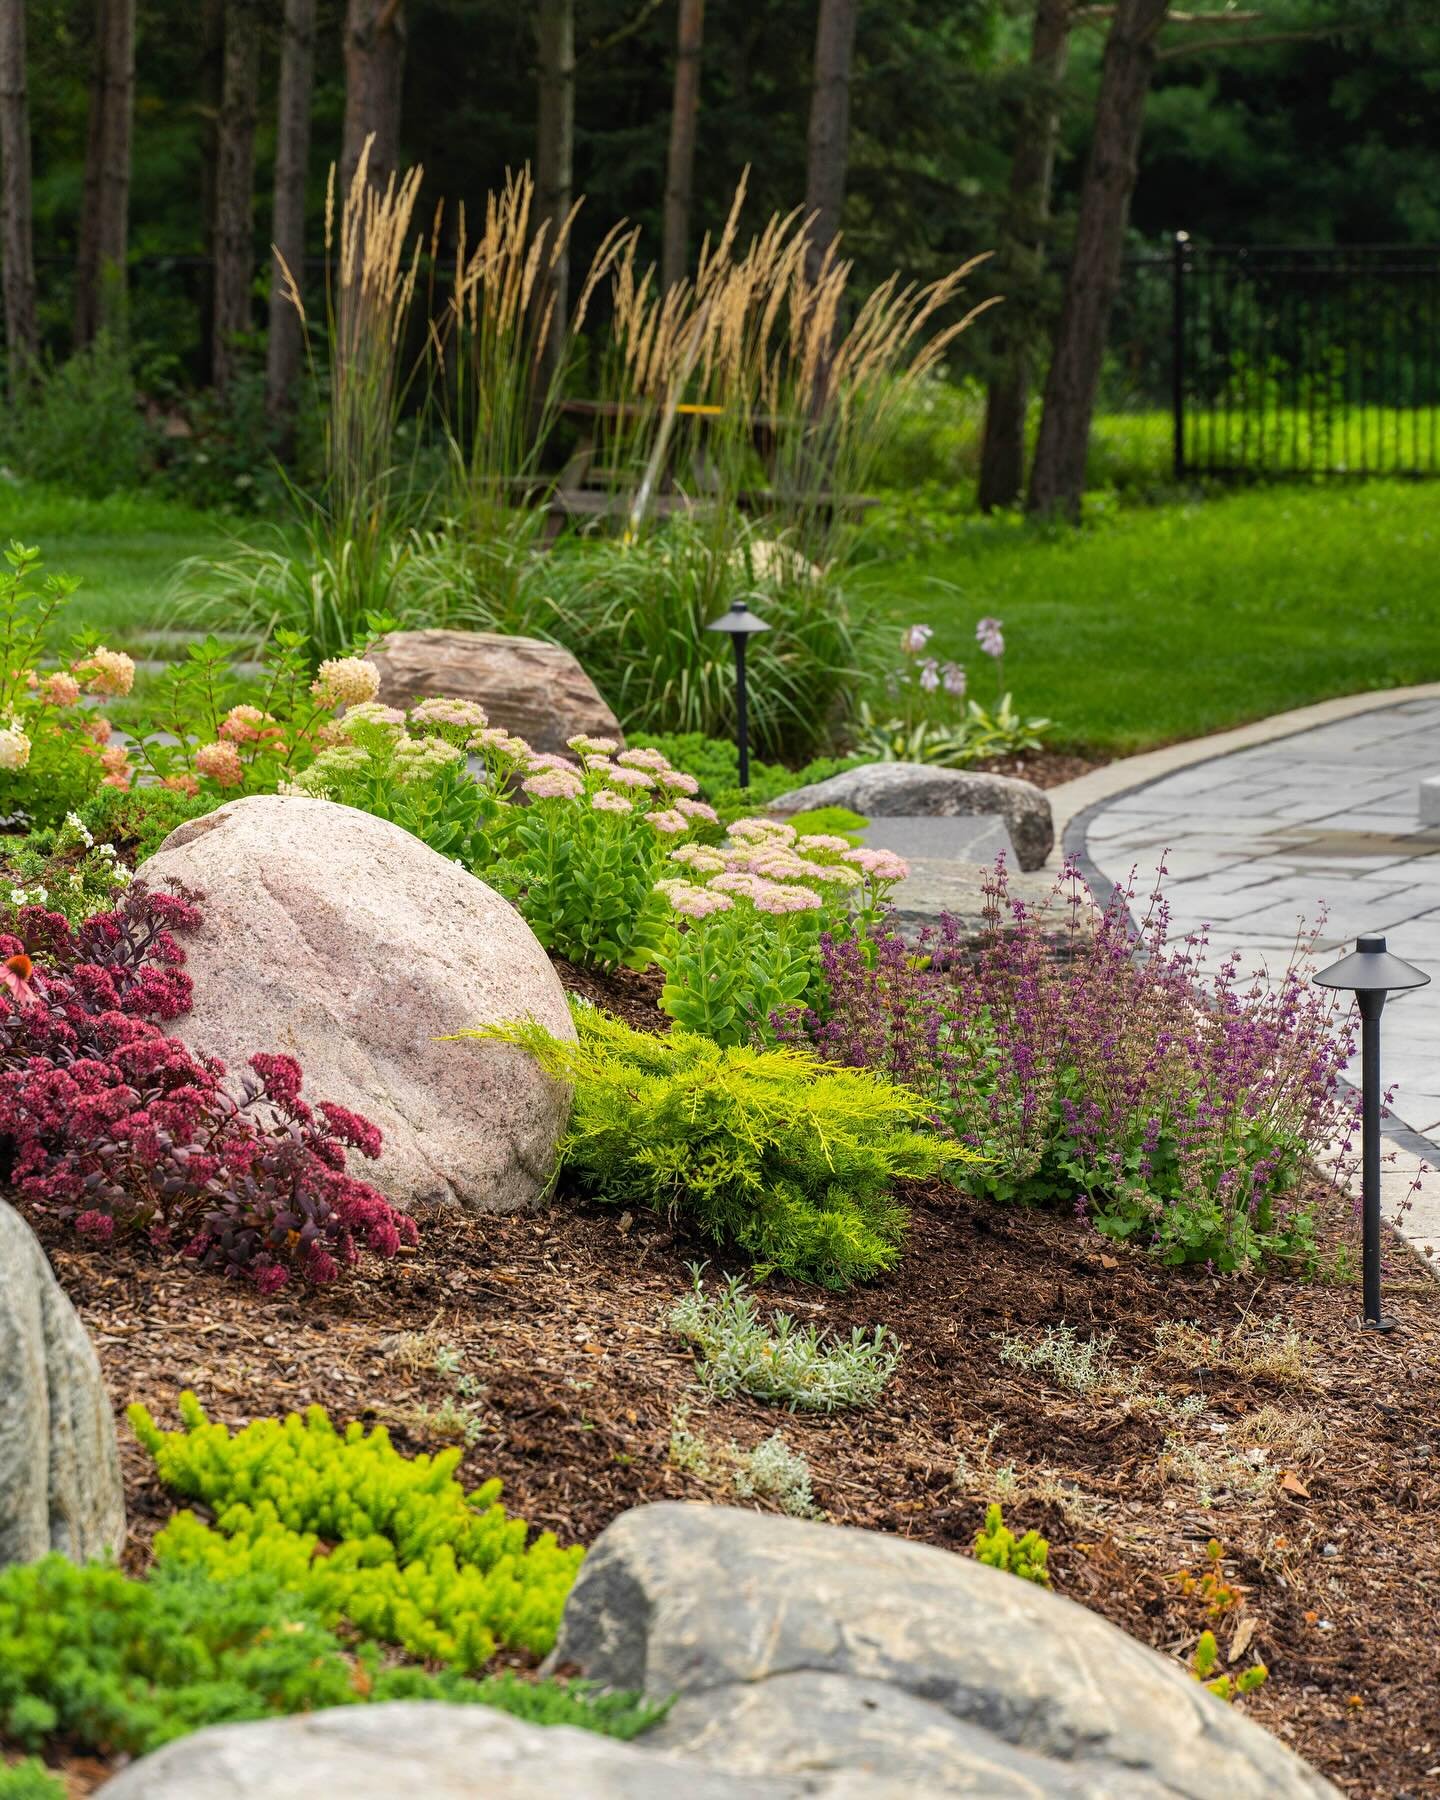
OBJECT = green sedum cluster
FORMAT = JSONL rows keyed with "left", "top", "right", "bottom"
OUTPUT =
{"left": 129, "top": 1394, "right": 583, "bottom": 1668}
{"left": 465, "top": 1004, "right": 971, "bottom": 1288}
{"left": 0, "top": 1556, "right": 657, "bottom": 1765}
{"left": 0, "top": 1759, "right": 65, "bottom": 1800}
{"left": 972, "top": 1503, "right": 1051, "bottom": 1586}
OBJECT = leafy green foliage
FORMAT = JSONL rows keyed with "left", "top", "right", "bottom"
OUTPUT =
{"left": 75, "top": 783, "right": 222, "bottom": 864}
{"left": 780, "top": 806, "right": 867, "bottom": 843}
{"left": 972, "top": 1503, "right": 1051, "bottom": 1586}
{"left": 0, "top": 334, "right": 150, "bottom": 499}
{"left": 129, "top": 1393, "right": 583, "bottom": 1668}
{"left": 669, "top": 1266, "right": 901, "bottom": 1410}
{"left": 0, "top": 1759, "right": 65, "bottom": 1800}
{"left": 1190, "top": 1629, "right": 1269, "bottom": 1703}
{"left": 467, "top": 1004, "right": 971, "bottom": 1287}
{"left": 0, "top": 812, "right": 133, "bottom": 925}
{"left": 0, "top": 1555, "right": 657, "bottom": 1765}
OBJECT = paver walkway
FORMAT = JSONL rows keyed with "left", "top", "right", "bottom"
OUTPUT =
{"left": 1074, "top": 695, "right": 1440, "bottom": 1267}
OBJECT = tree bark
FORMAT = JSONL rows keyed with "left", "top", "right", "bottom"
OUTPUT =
{"left": 803, "top": 0, "right": 859, "bottom": 287}
{"left": 340, "top": 0, "right": 406, "bottom": 198}
{"left": 75, "top": 0, "right": 135, "bottom": 346}
{"left": 197, "top": 0, "right": 226, "bottom": 386}
{"left": 212, "top": 0, "right": 261, "bottom": 398}
{"left": 661, "top": 0, "right": 704, "bottom": 292}
{"left": 266, "top": 0, "right": 316, "bottom": 439}
{"left": 1027, "top": 0, "right": 1170, "bottom": 519}
{"left": 977, "top": 0, "right": 1071, "bottom": 513}
{"left": 0, "top": 0, "right": 37, "bottom": 388}
{"left": 534, "top": 0, "right": 574, "bottom": 362}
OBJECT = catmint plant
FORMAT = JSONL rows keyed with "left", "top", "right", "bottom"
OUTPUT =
{"left": 784, "top": 857, "right": 1359, "bottom": 1271}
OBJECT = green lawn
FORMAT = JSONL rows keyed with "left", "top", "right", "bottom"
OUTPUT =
{"left": 0, "top": 486, "right": 233, "bottom": 649}
{"left": 7, "top": 477, "right": 1440, "bottom": 759}
{"left": 858, "top": 479, "right": 1440, "bottom": 754}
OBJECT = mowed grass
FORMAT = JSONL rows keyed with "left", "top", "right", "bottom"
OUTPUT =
{"left": 857, "top": 479, "right": 1440, "bottom": 754}
{"left": 0, "top": 485, "right": 233, "bottom": 649}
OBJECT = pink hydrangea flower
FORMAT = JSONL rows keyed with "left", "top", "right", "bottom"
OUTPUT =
{"left": 39, "top": 672, "right": 80, "bottom": 707}
{"left": 76, "top": 646, "right": 136, "bottom": 697}
{"left": 195, "top": 740, "right": 246, "bottom": 788}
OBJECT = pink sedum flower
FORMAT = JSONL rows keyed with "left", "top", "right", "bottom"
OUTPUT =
{"left": 665, "top": 883, "right": 735, "bottom": 919}
{"left": 797, "top": 834, "right": 854, "bottom": 854}
{"left": 752, "top": 883, "right": 823, "bottom": 915}
{"left": 604, "top": 764, "right": 656, "bottom": 791}
{"left": 676, "top": 798, "right": 719, "bottom": 823}
{"left": 523, "top": 768, "right": 584, "bottom": 800}
{"left": 616, "top": 747, "right": 671, "bottom": 770}
{"left": 653, "top": 768, "right": 700, "bottom": 795}
{"left": 591, "top": 787, "right": 634, "bottom": 813}
{"left": 568, "top": 734, "right": 620, "bottom": 755}
{"left": 842, "top": 846, "right": 910, "bottom": 882}
{"left": 646, "top": 808, "right": 690, "bottom": 834}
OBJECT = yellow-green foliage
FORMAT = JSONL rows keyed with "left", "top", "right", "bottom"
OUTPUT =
{"left": 468, "top": 1005, "right": 974, "bottom": 1288}
{"left": 129, "top": 1394, "right": 582, "bottom": 1668}
{"left": 1190, "top": 1629, "right": 1268, "bottom": 1703}
{"left": 973, "top": 1503, "right": 1051, "bottom": 1586}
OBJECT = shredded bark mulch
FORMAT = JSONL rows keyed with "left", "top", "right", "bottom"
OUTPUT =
{"left": 30, "top": 1173, "right": 1440, "bottom": 1800}
{"left": 962, "top": 748, "right": 1107, "bottom": 789}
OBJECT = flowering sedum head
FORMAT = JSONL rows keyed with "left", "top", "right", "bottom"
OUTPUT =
{"left": 311, "top": 657, "right": 381, "bottom": 709}
{"left": 654, "top": 767, "right": 700, "bottom": 795}
{"left": 591, "top": 788, "right": 634, "bottom": 813}
{"left": 661, "top": 882, "right": 735, "bottom": 919}
{"left": 523, "top": 768, "right": 584, "bottom": 801}
{"left": 730, "top": 818, "right": 796, "bottom": 846}
{"left": 843, "top": 846, "right": 910, "bottom": 882}
{"left": 338, "top": 701, "right": 407, "bottom": 745}
{"left": 671, "top": 843, "right": 726, "bottom": 872}
{"left": 675, "top": 797, "right": 719, "bottom": 823}
{"left": 568, "top": 734, "right": 620, "bottom": 756}
{"left": 615, "top": 746, "right": 670, "bottom": 771}
{"left": 646, "top": 808, "right": 690, "bottom": 835}
{"left": 797, "top": 834, "right": 854, "bottom": 854}
{"left": 393, "top": 736, "right": 464, "bottom": 782}
{"left": 603, "top": 764, "right": 655, "bottom": 791}
{"left": 409, "top": 696, "right": 490, "bottom": 734}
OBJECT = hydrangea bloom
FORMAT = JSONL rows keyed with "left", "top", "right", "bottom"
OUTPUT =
{"left": 162, "top": 773, "right": 201, "bottom": 798}
{"left": 39, "top": 672, "right": 80, "bottom": 707}
{"left": 194, "top": 741, "right": 245, "bottom": 788}
{"left": 218, "top": 703, "right": 271, "bottom": 743}
{"left": 99, "top": 744, "right": 131, "bottom": 790}
{"left": 85, "top": 716, "right": 113, "bottom": 744}
{"left": 76, "top": 647, "right": 136, "bottom": 697}
{"left": 0, "top": 722, "right": 31, "bottom": 772}
{"left": 311, "top": 657, "right": 381, "bottom": 708}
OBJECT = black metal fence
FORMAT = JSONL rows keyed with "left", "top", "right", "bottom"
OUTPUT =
{"left": 1170, "top": 239, "right": 1440, "bottom": 481}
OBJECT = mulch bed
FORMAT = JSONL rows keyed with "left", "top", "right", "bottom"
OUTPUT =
{"left": 30, "top": 1172, "right": 1440, "bottom": 1799}
{"left": 962, "top": 748, "right": 1107, "bottom": 788}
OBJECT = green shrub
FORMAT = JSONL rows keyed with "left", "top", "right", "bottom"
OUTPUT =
{"left": 0, "top": 334, "right": 150, "bottom": 498}
{"left": 1, "top": 811, "right": 134, "bottom": 925}
{"left": 669, "top": 1267, "right": 901, "bottom": 1410}
{"left": 76, "top": 783, "right": 223, "bottom": 864}
{"left": 0, "top": 1555, "right": 656, "bottom": 1764}
{"left": 130, "top": 1393, "right": 583, "bottom": 1668}
{"left": 467, "top": 1004, "right": 970, "bottom": 1287}
{"left": 781, "top": 805, "right": 867, "bottom": 843}
{"left": 972, "top": 1503, "right": 1051, "bottom": 1586}
{"left": 0, "top": 1759, "right": 65, "bottom": 1800}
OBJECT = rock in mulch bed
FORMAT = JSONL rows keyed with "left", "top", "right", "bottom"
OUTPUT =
{"left": 33, "top": 1176, "right": 1440, "bottom": 1800}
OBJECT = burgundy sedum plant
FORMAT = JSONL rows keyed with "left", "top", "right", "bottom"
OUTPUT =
{"left": 0, "top": 882, "right": 414, "bottom": 1292}
{"left": 784, "top": 858, "right": 1360, "bottom": 1270}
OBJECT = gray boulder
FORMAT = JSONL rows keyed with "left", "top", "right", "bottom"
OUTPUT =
{"left": 0, "top": 1201, "right": 125, "bottom": 1568}
{"left": 548, "top": 1503, "right": 1339, "bottom": 1800}
{"left": 768, "top": 763, "right": 1054, "bottom": 870}
{"left": 93, "top": 1702, "right": 817, "bottom": 1799}
{"left": 371, "top": 628, "right": 622, "bottom": 758}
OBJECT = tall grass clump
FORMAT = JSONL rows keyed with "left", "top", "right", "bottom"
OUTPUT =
{"left": 176, "top": 137, "right": 429, "bottom": 659}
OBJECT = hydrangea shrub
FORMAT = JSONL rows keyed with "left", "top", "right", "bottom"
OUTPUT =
{"left": 0, "top": 882, "right": 413, "bottom": 1292}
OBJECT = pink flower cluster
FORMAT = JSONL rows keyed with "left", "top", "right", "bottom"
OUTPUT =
{"left": 0, "top": 884, "right": 414, "bottom": 1294}
{"left": 657, "top": 817, "right": 906, "bottom": 928}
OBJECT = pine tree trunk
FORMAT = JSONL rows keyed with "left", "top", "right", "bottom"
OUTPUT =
{"left": 661, "top": 0, "right": 704, "bottom": 292}
{"left": 1027, "top": 0, "right": 1169, "bottom": 519}
{"left": 803, "top": 0, "right": 858, "bottom": 288}
{"left": 0, "top": 0, "right": 37, "bottom": 389}
{"left": 75, "top": 0, "right": 135, "bottom": 345}
{"left": 340, "top": 0, "right": 406, "bottom": 198}
{"left": 266, "top": 0, "right": 316, "bottom": 440}
{"left": 977, "top": 0, "right": 1070, "bottom": 513}
{"left": 197, "top": 0, "right": 226, "bottom": 385}
{"left": 212, "top": 0, "right": 261, "bottom": 398}
{"left": 534, "top": 0, "right": 574, "bottom": 363}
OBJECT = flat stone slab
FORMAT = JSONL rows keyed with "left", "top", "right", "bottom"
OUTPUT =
{"left": 1420, "top": 774, "right": 1440, "bottom": 828}
{"left": 858, "top": 814, "right": 1015, "bottom": 864}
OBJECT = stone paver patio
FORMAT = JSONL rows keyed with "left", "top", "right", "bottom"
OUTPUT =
{"left": 1070, "top": 695, "right": 1440, "bottom": 1271}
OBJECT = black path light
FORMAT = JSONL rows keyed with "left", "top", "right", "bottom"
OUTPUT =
{"left": 1314, "top": 934, "right": 1430, "bottom": 1332}
{"left": 706, "top": 598, "right": 770, "bottom": 790}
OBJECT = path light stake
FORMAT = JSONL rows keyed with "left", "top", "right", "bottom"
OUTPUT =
{"left": 1314, "top": 935, "right": 1430, "bottom": 1332}
{"left": 706, "top": 598, "right": 770, "bottom": 791}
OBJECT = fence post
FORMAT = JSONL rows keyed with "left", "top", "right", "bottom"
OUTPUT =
{"left": 1171, "top": 230, "right": 1188, "bottom": 481}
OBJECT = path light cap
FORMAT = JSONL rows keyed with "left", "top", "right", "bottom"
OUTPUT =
{"left": 707, "top": 599, "right": 771, "bottom": 635}
{"left": 1314, "top": 933, "right": 1431, "bottom": 994}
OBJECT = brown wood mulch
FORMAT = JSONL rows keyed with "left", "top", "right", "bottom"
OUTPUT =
{"left": 962, "top": 748, "right": 1106, "bottom": 789}
{"left": 23, "top": 1169, "right": 1440, "bottom": 1800}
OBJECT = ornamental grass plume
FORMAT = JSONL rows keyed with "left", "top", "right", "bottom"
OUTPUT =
{"left": 783, "top": 857, "right": 1360, "bottom": 1271}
